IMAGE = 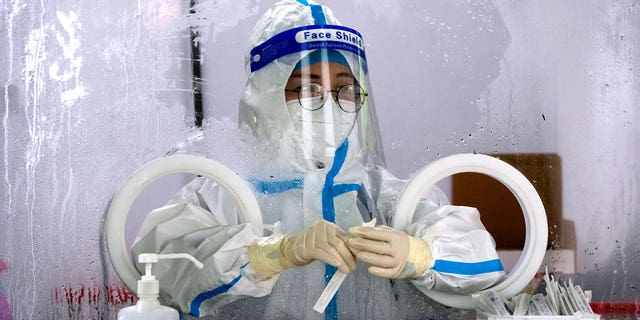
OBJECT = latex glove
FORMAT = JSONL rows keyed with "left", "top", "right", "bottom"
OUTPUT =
{"left": 248, "top": 220, "right": 356, "bottom": 279}
{"left": 348, "top": 225, "right": 432, "bottom": 279}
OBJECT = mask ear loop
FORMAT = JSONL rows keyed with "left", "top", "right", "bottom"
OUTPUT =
{"left": 393, "top": 153, "right": 548, "bottom": 310}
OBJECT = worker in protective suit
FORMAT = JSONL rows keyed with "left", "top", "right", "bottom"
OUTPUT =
{"left": 131, "top": 1, "right": 505, "bottom": 319}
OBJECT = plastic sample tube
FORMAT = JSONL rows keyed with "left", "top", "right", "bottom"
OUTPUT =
{"left": 313, "top": 270, "right": 347, "bottom": 314}
{"left": 313, "top": 218, "right": 377, "bottom": 314}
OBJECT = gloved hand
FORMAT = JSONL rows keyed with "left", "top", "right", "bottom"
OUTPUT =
{"left": 348, "top": 225, "right": 432, "bottom": 279}
{"left": 248, "top": 220, "right": 356, "bottom": 279}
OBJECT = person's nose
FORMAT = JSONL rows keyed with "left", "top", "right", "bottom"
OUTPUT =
{"left": 327, "top": 90, "right": 339, "bottom": 104}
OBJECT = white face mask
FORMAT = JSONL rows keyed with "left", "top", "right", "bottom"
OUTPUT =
{"left": 286, "top": 98, "right": 357, "bottom": 165}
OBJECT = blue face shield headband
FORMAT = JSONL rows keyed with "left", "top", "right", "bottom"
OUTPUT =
{"left": 249, "top": 25, "right": 367, "bottom": 73}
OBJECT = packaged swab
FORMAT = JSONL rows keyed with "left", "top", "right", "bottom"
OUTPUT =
{"left": 512, "top": 293, "right": 530, "bottom": 316}
{"left": 486, "top": 291, "right": 511, "bottom": 316}
{"left": 531, "top": 293, "right": 554, "bottom": 315}
{"left": 574, "top": 285, "right": 594, "bottom": 314}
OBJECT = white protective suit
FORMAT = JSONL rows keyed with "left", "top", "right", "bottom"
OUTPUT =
{"left": 131, "top": 1, "right": 505, "bottom": 319}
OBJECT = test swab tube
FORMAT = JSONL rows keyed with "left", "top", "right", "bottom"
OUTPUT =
{"left": 313, "top": 270, "right": 347, "bottom": 313}
{"left": 313, "top": 218, "right": 377, "bottom": 314}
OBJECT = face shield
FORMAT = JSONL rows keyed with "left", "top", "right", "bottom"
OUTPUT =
{"left": 283, "top": 49, "right": 365, "bottom": 166}
{"left": 239, "top": 2, "right": 385, "bottom": 171}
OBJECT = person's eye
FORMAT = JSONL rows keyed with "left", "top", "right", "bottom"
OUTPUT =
{"left": 299, "top": 86, "right": 312, "bottom": 96}
{"left": 336, "top": 83, "right": 355, "bottom": 90}
{"left": 299, "top": 84, "right": 323, "bottom": 97}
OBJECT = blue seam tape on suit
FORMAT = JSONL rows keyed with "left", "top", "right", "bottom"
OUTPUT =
{"left": 310, "top": 5, "right": 327, "bottom": 24}
{"left": 295, "top": 0, "right": 327, "bottom": 25}
{"left": 320, "top": 139, "right": 351, "bottom": 320}
{"left": 251, "top": 178, "right": 304, "bottom": 194}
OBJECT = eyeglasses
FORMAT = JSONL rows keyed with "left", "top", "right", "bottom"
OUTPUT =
{"left": 285, "top": 82, "right": 368, "bottom": 113}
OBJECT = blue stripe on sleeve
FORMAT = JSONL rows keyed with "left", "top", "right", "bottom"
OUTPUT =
{"left": 189, "top": 263, "right": 249, "bottom": 317}
{"left": 431, "top": 259, "right": 504, "bottom": 276}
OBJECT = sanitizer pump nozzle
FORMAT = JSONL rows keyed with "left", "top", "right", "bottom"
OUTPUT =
{"left": 118, "top": 253, "right": 204, "bottom": 320}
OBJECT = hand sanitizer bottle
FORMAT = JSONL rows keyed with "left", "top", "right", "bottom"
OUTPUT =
{"left": 118, "top": 253, "right": 204, "bottom": 320}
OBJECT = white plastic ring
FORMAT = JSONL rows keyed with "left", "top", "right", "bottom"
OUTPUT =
{"left": 105, "top": 154, "right": 262, "bottom": 291}
{"left": 393, "top": 153, "right": 548, "bottom": 309}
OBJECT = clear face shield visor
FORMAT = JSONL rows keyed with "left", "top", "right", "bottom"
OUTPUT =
{"left": 249, "top": 25, "right": 384, "bottom": 167}
{"left": 284, "top": 50, "right": 367, "bottom": 163}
